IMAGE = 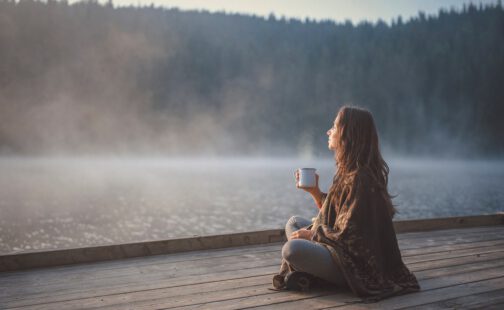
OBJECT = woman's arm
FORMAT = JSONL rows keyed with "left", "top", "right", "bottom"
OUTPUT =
{"left": 309, "top": 189, "right": 327, "bottom": 209}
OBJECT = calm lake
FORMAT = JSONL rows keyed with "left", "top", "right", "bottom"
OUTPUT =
{"left": 1, "top": 157, "right": 503, "bottom": 254}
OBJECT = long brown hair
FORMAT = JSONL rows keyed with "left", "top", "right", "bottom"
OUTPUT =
{"left": 331, "top": 106, "right": 396, "bottom": 217}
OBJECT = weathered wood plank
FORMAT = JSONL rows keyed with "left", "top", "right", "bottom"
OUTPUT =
{"left": 147, "top": 267, "right": 504, "bottom": 309}
{"left": 25, "top": 261, "right": 504, "bottom": 309}
{"left": 410, "top": 250, "right": 504, "bottom": 272}
{"left": 396, "top": 225, "right": 504, "bottom": 240}
{"left": 3, "top": 234, "right": 504, "bottom": 306}
{"left": 398, "top": 232, "right": 504, "bottom": 251}
{"left": 0, "top": 243, "right": 282, "bottom": 280}
{"left": 398, "top": 230, "right": 504, "bottom": 246}
{"left": 2, "top": 225, "right": 504, "bottom": 310}
{"left": 6, "top": 245, "right": 504, "bottom": 310}
{"left": 394, "top": 214, "right": 504, "bottom": 234}
{"left": 401, "top": 239, "right": 504, "bottom": 257}
{"left": 111, "top": 288, "right": 340, "bottom": 310}
{"left": 2, "top": 275, "right": 274, "bottom": 310}
{"left": 0, "top": 250, "right": 281, "bottom": 287}
{"left": 239, "top": 292, "right": 360, "bottom": 310}
{"left": 0, "top": 242, "right": 284, "bottom": 277}
{"left": 329, "top": 277, "right": 504, "bottom": 309}
{"left": 258, "top": 269, "right": 504, "bottom": 310}
{"left": 162, "top": 264, "right": 504, "bottom": 309}
{"left": 415, "top": 258, "right": 504, "bottom": 280}
{"left": 0, "top": 255, "right": 280, "bottom": 292}
{"left": 483, "top": 303, "right": 504, "bottom": 310}
{"left": 0, "top": 257, "right": 281, "bottom": 299}
{"left": 251, "top": 278, "right": 504, "bottom": 310}
{"left": 238, "top": 269, "right": 504, "bottom": 310}
{"left": 0, "top": 265, "right": 279, "bottom": 307}
{"left": 405, "top": 288, "right": 504, "bottom": 309}
{"left": 404, "top": 246, "right": 504, "bottom": 264}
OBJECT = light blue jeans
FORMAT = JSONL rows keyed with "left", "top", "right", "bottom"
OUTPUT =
{"left": 282, "top": 216, "right": 347, "bottom": 287}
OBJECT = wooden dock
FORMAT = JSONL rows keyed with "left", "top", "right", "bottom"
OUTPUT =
{"left": 1, "top": 214, "right": 504, "bottom": 309}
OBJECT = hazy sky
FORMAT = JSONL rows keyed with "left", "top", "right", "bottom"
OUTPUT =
{"left": 94, "top": 0, "right": 498, "bottom": 23}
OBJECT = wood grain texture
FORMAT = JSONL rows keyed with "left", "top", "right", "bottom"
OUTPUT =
{"left": 2, "top": 225, "right": 504, "bottom": 310}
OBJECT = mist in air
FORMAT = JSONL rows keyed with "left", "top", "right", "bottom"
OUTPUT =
{"left": 1, "top": 1, "right": 503, "bottom": 158}
{"left": 0, "top": 1, "right": 503, "bottom": 253}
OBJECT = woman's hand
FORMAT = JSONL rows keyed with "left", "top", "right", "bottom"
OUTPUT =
{"left": 290, "top": 229, "right": 314, "bottom": 240}
{"left": 295, "top": 170, "right": 326, "bottom": 209}
{"left": 295, "top": 170, "right": 320, "bottom": 195}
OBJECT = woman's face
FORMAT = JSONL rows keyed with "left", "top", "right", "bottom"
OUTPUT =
{"left": 327, "top": 115, "right": 339, "bottom": 151}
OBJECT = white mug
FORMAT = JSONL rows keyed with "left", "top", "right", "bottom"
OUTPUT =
{"left": 298, "top": 168, "right": 316, "bottom": 188}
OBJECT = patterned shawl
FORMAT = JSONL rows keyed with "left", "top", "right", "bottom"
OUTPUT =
{"left": 276, "top": 170, "right": 420, "bottom": 301}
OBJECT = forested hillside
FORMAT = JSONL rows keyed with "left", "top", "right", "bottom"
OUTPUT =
{"left": 0, "top": 0, "right": 503, "bottom": 157}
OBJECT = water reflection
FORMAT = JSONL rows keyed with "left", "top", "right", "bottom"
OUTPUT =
{"left": 0, "top": 157, "right": 503, "bottom": 254}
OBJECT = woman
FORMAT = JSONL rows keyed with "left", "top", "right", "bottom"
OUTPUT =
{"left": 273, "top": 106, "right": 420, "bottom": 301}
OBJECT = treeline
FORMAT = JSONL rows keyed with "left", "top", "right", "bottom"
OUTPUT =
{"left": 0, "top": 0, "right": 503, "bottom": 157}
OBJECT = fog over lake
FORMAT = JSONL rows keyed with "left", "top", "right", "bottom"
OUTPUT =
{"left": 1, "top": 157, "right": 503, "bottom": 255}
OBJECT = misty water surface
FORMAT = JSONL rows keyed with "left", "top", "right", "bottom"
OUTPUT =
{"left": 1, "top": 157, "right": 503, "bottom": 254}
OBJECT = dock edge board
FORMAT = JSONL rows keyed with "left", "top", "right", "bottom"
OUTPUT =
{"left": 1, "top": 213, "right": 503, "bottom": 272}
